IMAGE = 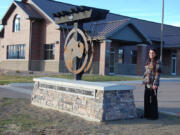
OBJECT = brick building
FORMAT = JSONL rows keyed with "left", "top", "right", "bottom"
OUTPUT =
{"left": 0, "top": 0, "right": 180, "bottom": 76}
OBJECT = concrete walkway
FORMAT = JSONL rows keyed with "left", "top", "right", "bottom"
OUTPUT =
{"left": 0, "top": 83, "right": 33, "bottom": 99}
{"left": 0, "top": 78, "right": 180, "bottom": 116}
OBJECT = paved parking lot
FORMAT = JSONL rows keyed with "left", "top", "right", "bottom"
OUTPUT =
{"left": 134, "top": 80, "right": 180, "bottom": 115}
{"left": 107, "top": 79, "right": 180, "bottom": 115}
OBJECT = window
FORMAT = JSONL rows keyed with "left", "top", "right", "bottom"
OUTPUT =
{"left": 13, "top": 15, "right": 20, "bottom": 32}
{"left": 131, "top": 50, "right": 137, "bottom": 64}
{"left": 44, "top": 44, "right": 55, "bottom": 60}
{"left": 118, "top": 49, "right": 124, "bottom": 64}
{"left": 7, "top": 44, "right": 26, "bottom": 59}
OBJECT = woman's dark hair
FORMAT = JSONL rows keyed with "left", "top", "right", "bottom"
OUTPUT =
{"left": 144, "top": 48, "right": 161, "bottom": 73}
{"left": 145, "top": 48, "right": 159, "bottom": 67}
{"left": 147, "top": 48, "right": 159, "bottom": 62}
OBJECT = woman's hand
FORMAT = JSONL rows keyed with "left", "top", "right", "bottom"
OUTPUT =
{"left": 153, "top": 85, "right": 158, "bottom": 96}
{"left": 153, "top": 85, "right": 158, "bottom": 90}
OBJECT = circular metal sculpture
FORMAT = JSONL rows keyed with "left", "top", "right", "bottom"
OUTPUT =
{"left": 53, "top": 6, "right": 109, "bottom": 79}
{"left": 64, "top": 28, "right": 94, "bottom": 74}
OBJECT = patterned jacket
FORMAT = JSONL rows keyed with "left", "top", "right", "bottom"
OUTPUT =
{"left": 143, "top": 60, "right": 161, "bottom": 88}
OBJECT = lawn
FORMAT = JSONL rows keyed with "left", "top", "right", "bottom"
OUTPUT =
{"left": 0, "top": 98, "right": 180, "bottom": 135}
{"left": 0, "top": 74, "right": 141, "bottom": 85}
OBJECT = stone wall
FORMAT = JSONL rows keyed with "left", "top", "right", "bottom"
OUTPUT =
{"left": 31, "top": 77, "right": 137, "bottom": 122}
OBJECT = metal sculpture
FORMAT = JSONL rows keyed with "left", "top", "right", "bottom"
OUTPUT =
{"left": 64, "top": 27, "right": 93, "bottom": 75}
{"left": 53, "top": 6, "right": 109, "bottom": 80}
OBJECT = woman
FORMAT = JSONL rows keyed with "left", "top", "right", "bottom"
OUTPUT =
{"left": 142, "top": 48, "right": 161, "bottom": 120}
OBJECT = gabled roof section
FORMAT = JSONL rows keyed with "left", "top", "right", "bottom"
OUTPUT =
{"left": 90, "top": 19, "right": 151, "bottom": 44}
{"left": 0, "top": 0, "right": 44, "bottom": 25}
{"left": 33, "top": 0, "right": 179, "bottom": 47}
{"left": 31, "top": 0, "right": 75, "bottom": 22}
{"left": 100, "top": 13, "right": 180, "bottom": 46}
{"left": 15, "top": 1, "right": 44, "bottom": 20}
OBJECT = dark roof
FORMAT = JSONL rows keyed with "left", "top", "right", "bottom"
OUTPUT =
{"left": 89, "top": 19, "right": 151, "bottom": 44}
{"left": 97, "top": 13, "right": 180, "bottom": 46}
{"left": 31, "top": 0, "right": 75, "bottom": 21}
{"left": 15, "top": 1, "right": 44, "bottom": 19}
{"left": 0, "top": 1, "right": 44, "bottom": 25}
{"left": 0, "top": 3, "right": 16, "bottom": 25}
{"left": 163, "top": 35, "right": 180, "bottom": 48}
{"left": 89, "top": 19, "right": 130, "bottom": 39}
{"left": 1, "top": 0, "right": 180, "bottom": 48}
{"left": 0, "top": 27, "right": 4, "bottom": 38}
{"left": 30, "top": 0, "right": 180, "bottom": 48}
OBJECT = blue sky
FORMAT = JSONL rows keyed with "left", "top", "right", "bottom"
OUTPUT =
{"left": 0, "top": 0, "right": 180, "bottom": 29}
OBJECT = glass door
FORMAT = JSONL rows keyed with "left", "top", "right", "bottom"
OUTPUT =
{"left": 171, "top": 54, "right": 176, "bottom": 75}
{"left": 109, "top": 47, "right": 115, "bottom": 74}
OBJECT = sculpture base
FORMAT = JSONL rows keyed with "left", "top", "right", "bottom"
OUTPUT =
{"left": 31, "top": 77, "right": 137, "bottom": 122}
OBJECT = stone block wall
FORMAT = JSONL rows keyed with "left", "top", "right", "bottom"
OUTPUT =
{"left": 31, "top": 78, "right": 137, "bottom": 122}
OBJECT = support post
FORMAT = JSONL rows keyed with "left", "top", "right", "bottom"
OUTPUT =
{"left": 136, "top": 44, "right": 147, "bottom": 75}
{"left": 99, "top": 40, "right": 111, "bottom": 75}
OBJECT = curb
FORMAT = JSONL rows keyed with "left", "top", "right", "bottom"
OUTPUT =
{"left": 137, "top": 108, "right": 180, "bottom": 117}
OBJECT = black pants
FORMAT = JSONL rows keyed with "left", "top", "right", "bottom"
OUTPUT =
{"left": 144, "top": 86, "right": 159, "bottom": 120}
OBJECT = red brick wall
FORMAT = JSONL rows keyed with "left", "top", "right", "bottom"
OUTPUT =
{"left": 93, "top": 41, "right": 100, "bottom": 62}
{"left": 162, "top": 49, "right": 171, "bottom": 75}
{"left": 0, "top": 2, "right": 61, "bottom": 72}
{"left": 0, "top": 6, "right": 31, "bottom": 61}
{"left": 31, "top": 21, "right": 43, "bottom": 60}
{"left": 136, "top": 44, "right": 148, "bottom": 75}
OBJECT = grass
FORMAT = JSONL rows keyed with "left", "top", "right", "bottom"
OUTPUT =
{"left": 0, "top": 74, "right": 141, "bottom": 85}
{"left": 0, "top": 98, "right": 180, "bottom": 135}
{"left": 0, "top": 75, "right": 34, "bottom": 85}
{"left": 0, "top": 98, "right": 58, "bottom": 134}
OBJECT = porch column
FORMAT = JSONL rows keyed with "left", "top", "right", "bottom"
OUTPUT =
{"left": 136, "top": 44, "right": 148, "bottom": 75}
{"left": 99, "top": 40, "right": 111, "bottom": 76}
{"left": 176, "top": 49, "right": 180, "bottom": 75}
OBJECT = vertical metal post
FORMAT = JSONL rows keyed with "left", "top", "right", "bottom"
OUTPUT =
{"left": 160, "top": 0, "right": 164, "bottom": 62}
{"left": 73, "top": 22, "right": 83, "bottom": 80}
